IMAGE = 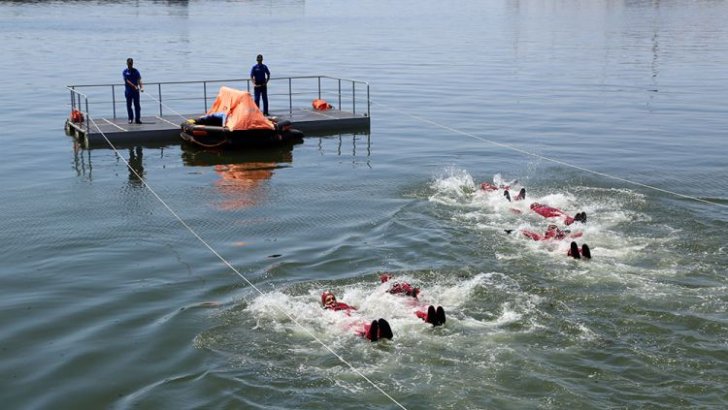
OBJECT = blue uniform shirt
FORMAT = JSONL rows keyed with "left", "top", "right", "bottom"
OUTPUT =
{"left": 250, "top": 63, "right": 270, "bottom": 85}
{"left": 123, "top": 68, "right": 142, "bottom": 94}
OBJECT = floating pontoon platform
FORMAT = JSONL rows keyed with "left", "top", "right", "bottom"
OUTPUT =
{"left": 65, "top": 76, "right": 370, "bottom": 149}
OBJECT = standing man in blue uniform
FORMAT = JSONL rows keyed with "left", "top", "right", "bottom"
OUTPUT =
{"left": 250, "top": 54, "right": 270, "bottom": 116}
{"left": 123, "top": 58, "right": 144, "bottom": 124}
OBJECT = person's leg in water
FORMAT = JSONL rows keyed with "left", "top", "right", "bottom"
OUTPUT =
{"left": 378, "top": 318, "right": 393, "bottom": 340}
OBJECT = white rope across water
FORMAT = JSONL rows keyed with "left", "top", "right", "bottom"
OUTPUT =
{"left": 143, "top": 92, "right": 190, "bottom": 121}
{"left": 372, "top": 100, "right": 727, "bottom": 209}
{"left": 144, "top": 90, "right": 724, "bottom": 208}
{"left": 86, "top": 116, "right": 408, "bottom": 410}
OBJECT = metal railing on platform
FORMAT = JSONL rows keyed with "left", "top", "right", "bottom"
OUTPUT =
{"left": 67, "top": 75, "right": 370, "bottom": 125}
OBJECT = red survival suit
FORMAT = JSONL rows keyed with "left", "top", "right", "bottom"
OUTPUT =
{"left": 521, "top": 224, "right": 583, "bottom": 241}
{"left": 321, "top": 291, "right": 391, "bottom": 340}
{"left": 530, "top": 203, "right": 576, "bottom": 225}
{"left": 379, "top": 274, "right": 445, "bottom": 326}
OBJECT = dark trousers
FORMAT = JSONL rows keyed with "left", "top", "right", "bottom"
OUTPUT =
{"left": 254, "top": 85, "right": 269, "bottom": 115}
{"left": 125, "top": 91, "right": 141, "bottom": 121}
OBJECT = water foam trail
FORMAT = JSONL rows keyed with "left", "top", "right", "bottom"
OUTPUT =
{"left": 428, "top": 168, "right": 656, "bottom": 264}
{"left": 229, "top": 270, "right": 561, "bottom": 348}
{"left": 195, "top": 267, "right": 637, "bottom": 408}
{"left": 424, "top": 167, "right": 723, "bottom": 323}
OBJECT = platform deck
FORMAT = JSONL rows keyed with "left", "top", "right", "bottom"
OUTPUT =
{"left": 67, "top": 108, "right": 369, "bottom": 148}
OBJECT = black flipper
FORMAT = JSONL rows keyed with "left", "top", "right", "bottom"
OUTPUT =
{"left": 378, "top": 318, "right": 393, "bottom": 340}
{"left": 504, "top": 229, "right": 514, "bottom": 234}
{"left": 517, "top": 188, "right": 526, "bottom": 200}
{"left": 575, "top": 212, "right": 587, "bottom": 224}
{"left": 436, "top": 306, "right": 446, "bottom": 326}
{"left": 504, "top": 190, "right": 511, "bottom": 202}
{"left": 582, "top": 244, "right": 591, "bottom": 259}
{"left": 570, "top": 241, "right": 581, "bottom": 259}
{"left": 426, "top": 305, "right": 437, "bottom": 325}
{"left": 367, "top": 320, "right": 379, "bottom": 342}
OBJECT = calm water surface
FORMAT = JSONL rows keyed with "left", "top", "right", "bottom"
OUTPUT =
{"left": 1, "top": 1, "right": 727, "bottom": 409}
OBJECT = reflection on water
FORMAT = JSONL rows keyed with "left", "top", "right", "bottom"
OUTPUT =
{"left": 181, "top": 144, "right": 295, "bottom": 210}
{"left": 71, "top": 140, "right": 92, "bottom": 179}
{"left": 310, "top": 131, "right": 372, "bottom": 167}
{"left": 127, "top": 146, "right": 144, "bottom": 186}
{"left": 70, "top": 143, "right": 170, "bottom": 184}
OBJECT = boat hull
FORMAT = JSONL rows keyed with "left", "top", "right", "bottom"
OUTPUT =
{"left": 180, "top": 122, "right": 304, "bottom": 149}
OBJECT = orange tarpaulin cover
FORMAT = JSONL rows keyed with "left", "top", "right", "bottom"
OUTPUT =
{"left": 312, "top": 98, "right": 333, "bottom": 111}
{"left": 207, "top": 86, "right": 274, "bottom": 131}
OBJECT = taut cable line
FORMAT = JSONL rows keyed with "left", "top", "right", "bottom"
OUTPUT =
{"left": 87, "top": 115, "right": 408, "bottom": 410}
{"left": 372, "top": 100, "right": 727, "bottom": 209}
{"left": 142, "top": 92, "right": 190, "bottom": 122}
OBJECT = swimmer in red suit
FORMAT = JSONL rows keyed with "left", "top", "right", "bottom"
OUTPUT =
{"left": 504, "top": 229, "right": 590, "bottom": 259}
{"left": 530, "top": 202, "right": 587, "bottom": 226}
{"left": 518, "top": 224, "right": 583, "bottom": 241}
{"left": 321, "top": 291, "right": 393, "bottom": 341}
{"left": 379, "top": 273, "right": 420, "bottom": 298}
{"left": 480, "top": 182, "right": 507, "bottom": 192}
{"left": 379, "top": 274, "right": 446, "bottom": 326}
{"left": 480, "top": 181, "right": 526, "bottom": 203}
